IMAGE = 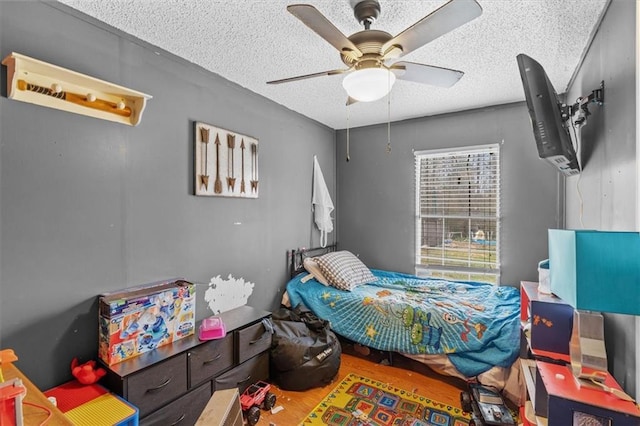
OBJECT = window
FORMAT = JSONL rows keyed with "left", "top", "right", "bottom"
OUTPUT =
{"left": 414, "top": 144, "right": 500, "bottom": 284}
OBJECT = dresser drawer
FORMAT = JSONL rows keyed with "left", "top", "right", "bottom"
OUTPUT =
{"left": 237, "top": 320, "right": 271, "bottom": 364}
{"left": 214, "top": 351, "right": 269, "bottom": 393}
{"left": 140, "top": 381, "right": 211, "bottom": 426}
{"left": 189, "top": 334, "right": 234, "bottom": 386}
{"left": 127, "top": 353, "right": 188, "bottom": 417}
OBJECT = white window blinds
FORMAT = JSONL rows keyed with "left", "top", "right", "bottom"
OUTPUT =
{"left": 414, "top": 144, "right": 501, "bottom": 284}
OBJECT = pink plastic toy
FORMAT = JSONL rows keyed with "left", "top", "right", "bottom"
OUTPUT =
{"left": 198, "top": 316, "right": 226, "bottom": 340}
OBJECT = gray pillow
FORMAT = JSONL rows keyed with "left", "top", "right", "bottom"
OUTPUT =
{"left": 315, "top": 251, "right": 376, "bottom": 291}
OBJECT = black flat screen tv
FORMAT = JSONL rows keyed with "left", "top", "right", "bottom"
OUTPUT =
{"left": 516, "top": 53, "right": 580, "bottom": 176}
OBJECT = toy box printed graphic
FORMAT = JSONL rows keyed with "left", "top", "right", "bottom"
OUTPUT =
{"left": 530, "top": 297, "right": 573, "bottom": 355}
{"left": 99, "top": 279, "right": 196, "bottom": 365}
{"left": 521, "top": 281, "right": 573, "bottom": 356}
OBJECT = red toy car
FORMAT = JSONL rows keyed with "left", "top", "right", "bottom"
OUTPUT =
{"left": 240, "top": 381, "right": 276, "bottom": 425}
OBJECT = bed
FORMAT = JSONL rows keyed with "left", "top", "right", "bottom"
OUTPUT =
{"left": 283, "top": 246, "right": 524, "bottom": 404}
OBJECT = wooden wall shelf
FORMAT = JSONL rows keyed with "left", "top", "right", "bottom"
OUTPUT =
{"left": 2, "top": 52, "right": 152, "bottom": 126}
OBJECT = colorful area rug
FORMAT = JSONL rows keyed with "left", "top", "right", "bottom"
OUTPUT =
{"left": 302, "top": 373, "right": 470, "bottom": 425}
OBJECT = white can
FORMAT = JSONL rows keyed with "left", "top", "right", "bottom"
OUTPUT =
{"left": 538, "top": 259, "right": 551, "bottom": 294}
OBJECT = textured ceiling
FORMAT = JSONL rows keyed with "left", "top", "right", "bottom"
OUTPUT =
{"left": 57, "top": 0, "right": 609, "bottom": 130}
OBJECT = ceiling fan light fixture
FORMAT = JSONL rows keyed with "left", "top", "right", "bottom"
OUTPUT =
{"left": 342, "top": 68, "right": 396, "bottom": 102}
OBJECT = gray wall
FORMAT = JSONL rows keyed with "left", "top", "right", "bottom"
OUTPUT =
{"left": 0, "top": 1, "right": 335, "bottom": 390}
{"left": 336, "top": 102, "right": 563, "bottom": 286}
{"left": 564, "top": 0, "right": 637, "bottom": 396}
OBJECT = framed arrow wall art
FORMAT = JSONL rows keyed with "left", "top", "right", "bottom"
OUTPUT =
{"left": 194, "top": 121, "right": 259, "bottom": 198}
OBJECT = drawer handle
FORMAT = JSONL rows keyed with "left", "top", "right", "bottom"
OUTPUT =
{"left": 170, "top": 413, "right": 186, "bottom": 425}
{"left": 249, "top": 333, "right": 267, "bottom": 345}
{"left": 214, "top": 374, "right": 251, "bottom": 386}
{"left": 147, "top": 378, "right": 172, "bottom": 392}
{"left": 203, "top": 354, "right": 222, "bottom": 365}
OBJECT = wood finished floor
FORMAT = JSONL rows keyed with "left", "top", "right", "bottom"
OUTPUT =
{"left": 258, "top": 352, "right": 468, "bottom": 425}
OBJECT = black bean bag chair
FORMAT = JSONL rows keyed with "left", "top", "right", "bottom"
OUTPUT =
{"left": 269, "top": 304, "right": 341, "bottom": 391}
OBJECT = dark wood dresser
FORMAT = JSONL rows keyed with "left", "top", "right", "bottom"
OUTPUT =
{"left": 101, "top": 305, "right": 272, "bottom": 425}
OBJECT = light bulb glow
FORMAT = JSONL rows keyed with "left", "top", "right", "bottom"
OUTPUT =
{"left": 342, "top": 68, "right": 396, "bottom": 102}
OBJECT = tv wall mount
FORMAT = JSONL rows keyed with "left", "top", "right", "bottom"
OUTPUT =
{"left": 561, "top": 81, "right": 604, "bottom": 126}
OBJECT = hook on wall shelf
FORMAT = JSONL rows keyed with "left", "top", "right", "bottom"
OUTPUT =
{"left": 2, "top": 52, "right": 152, "bottom": 126}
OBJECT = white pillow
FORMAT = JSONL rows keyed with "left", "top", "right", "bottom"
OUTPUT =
{"left": 315, "top": 251, "right": 376, "bottom": 291}
{"left": 303, "top": 257, "right": 330, "bottom": 286}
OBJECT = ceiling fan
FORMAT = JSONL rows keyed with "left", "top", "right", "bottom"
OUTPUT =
{"left": 267, "top": 0, "right": 483, "bottom": 104}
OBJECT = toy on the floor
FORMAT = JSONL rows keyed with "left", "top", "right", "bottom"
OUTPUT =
{"left": 460, "top": 382, "right": 515, "bottom": 426}
{"left": 44, "top": 381, "right": 139, "bottom": 426}
{"left": 351, "top": 408, "right": 371, "bottom": 425}
{"left": 71, "top": 357, "right": 106, "bottom": 385}
{"left": 240, "top": 381, "right": 276, "bottom": 426}
{"left": 0, "top": 349, "right": 18, "bottom": 383}
{"left": 0, "top": 349, "right": 26, "bottom": 426}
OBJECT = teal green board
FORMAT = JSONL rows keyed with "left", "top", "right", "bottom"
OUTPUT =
{"left": 548, "top": 229, "right": 640, "bottom": 315}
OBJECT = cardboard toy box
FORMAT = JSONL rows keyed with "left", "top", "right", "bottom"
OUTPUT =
{"left": 521, "top": 281, "right": 574, "bottom": 356}
{"left": 535, "top": 361, "right": 640, "bottom": 425}
{"left": 99, "top": 279, "right": 196, "bottom": 366}
{"left": 549, "top": 229, "right": 640, "bottom": 315}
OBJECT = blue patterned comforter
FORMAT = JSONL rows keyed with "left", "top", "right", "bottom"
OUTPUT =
{"left": 286, "top": 269, "right": 521, "bottom": 377}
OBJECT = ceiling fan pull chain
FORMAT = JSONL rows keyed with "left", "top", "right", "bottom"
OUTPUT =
{"left": 387, "top": 70, "right": 391, "bottom": 154}
{"left": 346, "top": 106, "right": 351, "bottom": 162}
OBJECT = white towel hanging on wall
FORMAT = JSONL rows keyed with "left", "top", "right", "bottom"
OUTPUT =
{"left": 312, "top": 155, "right": 334, "bottom": 248}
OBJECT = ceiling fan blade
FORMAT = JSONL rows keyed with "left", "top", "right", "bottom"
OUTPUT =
{"left": 391, "top": 61, "right": 464, "bottom": 88}
{"left": 287, "top": 4, "right": 363, "bottom": 57}
{"left": 267, "top": 68, "right": 351, "bottom": 85}
{"left": 382, "top": 0, "right": 482, "bottom": 58}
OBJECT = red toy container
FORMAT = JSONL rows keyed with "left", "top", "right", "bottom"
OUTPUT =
{"left": 0, "top": 378, "right": 26, "bottom": 426}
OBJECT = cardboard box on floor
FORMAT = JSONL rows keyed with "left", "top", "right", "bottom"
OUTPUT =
{"left": 196, "top": 388, "right": 243, "bottom": 426}
{"left": 98, "top": 278, "right": 195, "bottom": 365}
